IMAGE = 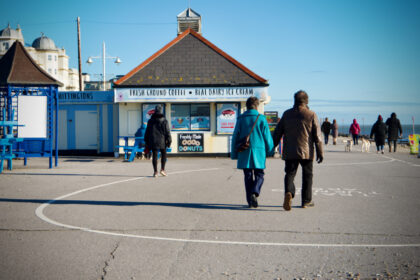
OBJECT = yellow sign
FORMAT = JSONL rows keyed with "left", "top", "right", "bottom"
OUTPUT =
{"left": 408, "top": 134, "right": 420, "bottom": 154}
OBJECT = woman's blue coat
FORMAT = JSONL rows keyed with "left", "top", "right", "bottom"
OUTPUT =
{"left": 231, "top": 109, "right": 274, "bottom": 169}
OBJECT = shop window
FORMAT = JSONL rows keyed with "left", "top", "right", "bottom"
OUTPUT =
{"left": 171, "top": 104, "right": 210, "bottom": 131}
{"left": 142, "top": 103, "right": 165, "bottom": 125}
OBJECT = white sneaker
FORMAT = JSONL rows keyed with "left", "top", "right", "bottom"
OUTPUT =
{"left": 153, "top": 172, "right": 158, "bottom": 177}
{"left": 160, "top": 170, "right": 167, "bottom": 177}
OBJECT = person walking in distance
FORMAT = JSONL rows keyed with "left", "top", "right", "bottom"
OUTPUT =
{"left": 370, "top": 115, "right": 387, "bottom": 154}
{"left": 349, "top": 119, "right": 361, "bottom": 145}
{"left": 231, "top": 97, "right": 274, "bottom": 208}
{"left": 321, "top": 117, "right": 332, "bottom": 145}
{"left": 145, "top": 105, "right": 172, "bottom": 177}
{"left": 331, "top": 119, "right": 339, "bottom": 145}
{"left": 386, "top": 112, "right": 402, "bottom": 152}
{"left": 273, "top": 90, "right": 323, "bottom": 211}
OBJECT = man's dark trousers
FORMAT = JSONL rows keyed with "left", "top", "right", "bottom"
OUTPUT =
{"left": 284, "top": 160, "right": 313, "bottom": 204}
{"left": 243, "top": 169, "right": 264, "bottom": 204}
{"left": 323, "top": 132, "right": 329, "bottom": 144}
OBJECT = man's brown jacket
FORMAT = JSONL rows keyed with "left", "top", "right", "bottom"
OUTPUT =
{"left": 273, "top": 104, "right": 323, "bottom": 160}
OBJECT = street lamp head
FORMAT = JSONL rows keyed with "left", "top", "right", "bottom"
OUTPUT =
{"left": 115, "top": 57, "right": 121, "bottom": 64}
{"left": 86, "top": 57, "right": 93, "bottom": 64}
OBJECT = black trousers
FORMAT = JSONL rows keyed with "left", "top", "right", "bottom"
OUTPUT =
{"left": 243, "top": 169, "right": 265, "bottom": 204}
{"left": 284, "top": 159, "right": 313, "bottom": 204}
{"left": 352, "top": 134, "right": 359, "bottom": 145}
{"left": 152, "top": 149, "right": 167, "bottom": 172}
{"left": 323, "top": 132, "right": 329, "bottom": 144}
{"left": 388, "top": 139, "right": 397, "bottom": 152}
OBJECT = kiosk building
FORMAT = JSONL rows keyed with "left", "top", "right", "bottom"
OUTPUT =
{"left": 114, "top": 8, "right": 270, "bottom": 155}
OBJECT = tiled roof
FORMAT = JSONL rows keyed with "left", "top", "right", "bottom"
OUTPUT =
{"left": 115, "top": 28, "right": 267, "bottom": 87}
{"left": 0, "top": 41, "right": 62, "bottom": 86}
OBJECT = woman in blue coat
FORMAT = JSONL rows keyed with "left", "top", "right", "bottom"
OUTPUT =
{"left": 231, "top": 97, "right": 274, "bottom": 208}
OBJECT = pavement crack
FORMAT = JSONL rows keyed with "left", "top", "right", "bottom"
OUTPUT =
{"left": 226, "top": 168, "right": 238, "bottom": 181}
{"left": 101, "top": 241, "right": 120, "bottom": 280}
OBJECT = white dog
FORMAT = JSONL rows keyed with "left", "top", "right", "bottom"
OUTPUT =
{"left": 343, "top": 139, "right": 353, "bottom": 152}
{"left": 361, "top": 138, "right": 371, "bottom": 153}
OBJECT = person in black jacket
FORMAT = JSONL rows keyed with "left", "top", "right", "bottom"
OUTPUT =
{"left": 321, "top": 118, "right": 332, "bottom": 145}
{"left": 370, "top": 115, "right": 387, "bottom": 154}
{"left": 385, "top": 112, "right": 403, "bottom": 152}
{"left": 145, "top": 105, "right": 172, "bottom": 177}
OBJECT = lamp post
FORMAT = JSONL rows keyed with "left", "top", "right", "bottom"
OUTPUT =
{"left": 87, "top": 42, "right": 121, "bottom": 90}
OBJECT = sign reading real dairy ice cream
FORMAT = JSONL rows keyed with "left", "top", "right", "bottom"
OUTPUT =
{"left": 115, "top": 87, "right": 268, "bottom": 102}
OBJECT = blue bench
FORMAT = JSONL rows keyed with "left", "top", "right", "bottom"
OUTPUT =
{"left": 116, "top": 136, "right": 172, "bottom": 162}
{"left": 0, "top": 110, "right": 24, "bottom": 173}
{"left": 116, "top": 137, "right": 145, "bottom": 162}
{"left": 0, "top": 137, "right": 23, "bottom": 173}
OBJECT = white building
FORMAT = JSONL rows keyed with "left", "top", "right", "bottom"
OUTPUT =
{"left": 0, "top": 24, "right": 82, "bottom": 91}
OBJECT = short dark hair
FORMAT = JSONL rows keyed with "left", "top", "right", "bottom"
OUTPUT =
{"left": 246, "top": 96, "right": 259, "bottom": 110}
{"left": 155, "top": 105, "right": 162, "bottom": 114}
{"left": 294, "top": 90, "right": 309, "bottom": 105}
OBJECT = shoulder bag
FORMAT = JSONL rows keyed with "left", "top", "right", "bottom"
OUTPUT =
{"left": 235, "top": 114, "right": 260, "bottom": 153}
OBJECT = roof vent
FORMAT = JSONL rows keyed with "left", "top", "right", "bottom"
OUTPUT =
{"left": 177, "top": 8, "right": 201, "bottom": 35}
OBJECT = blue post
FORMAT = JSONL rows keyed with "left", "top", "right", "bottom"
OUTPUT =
{"left": 54, "top": 87, "right": 58, "bottom": 167}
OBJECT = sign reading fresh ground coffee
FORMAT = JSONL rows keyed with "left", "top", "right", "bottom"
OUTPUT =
{"left": 178, "top": 133, "right": 204, "bottom": 152}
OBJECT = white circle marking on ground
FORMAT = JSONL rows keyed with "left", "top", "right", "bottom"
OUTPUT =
{"left": 320, "top": 158, "right": 395, "bottom": 166}
{"left": 35, "top": 167, "right": 420, "bottom": 248}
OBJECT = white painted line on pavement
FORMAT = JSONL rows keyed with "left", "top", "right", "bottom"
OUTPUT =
{"left": 35, "top": 167, "right": 420, "bottom": 248}
{"left": 321, "top": 158, "right": 395, "bottom": 166}
{"left": 383, "top": 155, "right": 420, "bottom": 167}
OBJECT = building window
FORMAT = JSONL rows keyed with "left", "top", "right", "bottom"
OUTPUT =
{"left": 55, "top": 55, "right": 57, "bottom": 61}
{"left": 142, "top": 103, "right": 165, "bottom": 125}
{"left": 48, "top": 68, "right": 52, "bottom": 74}
{"left": 171, "top": 103, "right": 210, "bottom": 131}
{"left": 3, "top": 42, "right": 9, "bottom": 50}
{"left": 54, "top": 69, "right": 57, "bottom": 74}
{"left": 48, "top": 55, "right": 52, "bottom": 61}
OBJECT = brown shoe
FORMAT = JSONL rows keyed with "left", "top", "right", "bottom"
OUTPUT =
{"left": 302, "top": 201, "right": 315, "bottom": 208}
{"left": 283, "top": 192, "right": 292, "bottom": 211}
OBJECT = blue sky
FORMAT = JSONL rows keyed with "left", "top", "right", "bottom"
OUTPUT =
{"left": 1, "top": 0, "right": 419, "bottom": 125}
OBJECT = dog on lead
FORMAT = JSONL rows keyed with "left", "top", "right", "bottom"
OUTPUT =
{"left": 361, "top": 137, "right": 371, "bottom": 153}
{"left": 343, "top": 139, "right": 353, "bottom": 152}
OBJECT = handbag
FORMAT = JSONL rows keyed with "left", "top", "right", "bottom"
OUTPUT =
{"left": 235, "top": 114, "right": 260, "bottom": 153}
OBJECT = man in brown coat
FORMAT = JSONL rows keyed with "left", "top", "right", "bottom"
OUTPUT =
{"left": 273, "top": 90, "right": 323, "bottom": 211}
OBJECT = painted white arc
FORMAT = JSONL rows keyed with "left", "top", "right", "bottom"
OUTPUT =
{"left": 35, "top": 168, "right": 420, "bottom": 248}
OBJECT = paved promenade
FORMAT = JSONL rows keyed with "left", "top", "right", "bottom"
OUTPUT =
{"left": 0, "top": 140, "right": 419, "bottom": 279}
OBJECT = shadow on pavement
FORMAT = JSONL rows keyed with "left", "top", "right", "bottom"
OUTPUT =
{"left": 1, "top": 173, "right": 141, "bottom": 177}
{"left": 0, "top": 198, "right": 281, "bottom": 211}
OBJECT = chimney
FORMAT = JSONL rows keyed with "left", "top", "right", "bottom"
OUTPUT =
{"left": 177, "top": 8, "right": 201, "bottom": 35}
